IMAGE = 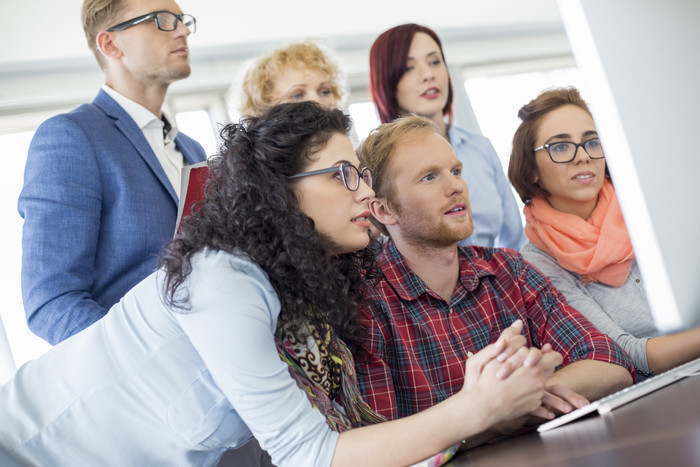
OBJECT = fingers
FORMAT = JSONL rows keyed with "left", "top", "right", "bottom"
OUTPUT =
{"left": 539, "top": 350, "right": 564, "bottom": 374}
{"left": 465, "top": 324, "right": 561, "bottom": 391}
{"left": 464, "top": 333, "right": 573, "bottom": 426}
{"left": 494, "top": 319, "right": 525, "bottom": 362}
{"left": 522, "top": 346, "right": 545, "bottom": 368}
{"left": 545, "top": 384, "right": 590, "bottom": 410}
{"left": 532, "top": 385, "right": 589, "bottom": 421}
{"left": 528, "top": 405, "right": 556, "bottom": 420}
{"left": 464, "top": 334, "right": 526, "bottom": 388}
{"left": 486, "top": 364, "right": 549, "bottom": 421}
{"left": 464, "top": 342, "right": 500, "bottom": 390}
{"left": 466, "top": 320, "right": 524, "bottom": 377}
{"left": 496, "top": 345, "right": 545, "bottom": 380}
{"left": 496, "top": 335, "right": 527, "bottom": 363}
{"left": 539, "top": 389, "right": 574, "bottom": 415}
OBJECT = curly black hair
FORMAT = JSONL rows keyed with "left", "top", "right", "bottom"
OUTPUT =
{"left": 158, "top": 101, "right": 378, "bottom": 352}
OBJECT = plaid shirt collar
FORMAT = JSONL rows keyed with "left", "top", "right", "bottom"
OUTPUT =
{"left": 377, "top": 239, "right": 498, "bottom": 303}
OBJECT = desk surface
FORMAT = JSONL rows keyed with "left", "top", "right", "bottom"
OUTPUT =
{"left": 447, "top": 374, "right": 700, "bottom": 467}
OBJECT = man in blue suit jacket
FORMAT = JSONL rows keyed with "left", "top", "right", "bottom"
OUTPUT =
{"left": 18, "top": 0, "right": 206, "bottom": 344}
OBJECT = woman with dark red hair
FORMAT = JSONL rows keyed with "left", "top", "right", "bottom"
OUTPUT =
{"left": 368, "top": 23, "right": 525, "bottom": 250}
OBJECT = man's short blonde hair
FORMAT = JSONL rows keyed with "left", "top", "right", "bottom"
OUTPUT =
{"left": 81, "top": 0, "right": 128, "bottom": 69}
{"left": 239, "top": 41, "right": 345, "bottom": 117}
{"left": 357, "top": 116, "right": 440, "bottom": 236}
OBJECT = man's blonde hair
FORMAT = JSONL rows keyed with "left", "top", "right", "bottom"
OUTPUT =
{"left": 357, "top": 116, "right": 440, "bottom": 235}
{"left": 239, "top": 41, "right": 344, "bottom": 117}
{"left": 81, "top": 0, "right": 128, "bottom": 69}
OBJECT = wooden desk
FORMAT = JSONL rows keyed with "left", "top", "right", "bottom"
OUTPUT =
{"left": 447, "top": 375, "right": 700, "bottom": 467}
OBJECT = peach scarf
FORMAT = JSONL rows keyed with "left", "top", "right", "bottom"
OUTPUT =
{"left": 523, "top": 180, "right": 634, "bottom": 287}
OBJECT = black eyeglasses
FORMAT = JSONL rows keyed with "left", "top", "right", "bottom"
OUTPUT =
{"left": 106, "top": 11, "right": 196, "bottom": 34}
{"left": 289, "top": 163, "right": 373, "bottom": 191}
{"left": 533, "top": 138, "right": 605, "bottom": 163}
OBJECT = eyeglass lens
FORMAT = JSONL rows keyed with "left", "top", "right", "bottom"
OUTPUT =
{"left": 341, "top": 165, "right": 359, "bottom": 190}
{"left": 155, "top": 12, "right": 196, "bottom": 33}
{"left": 361, "top": 168, "right": 373, "bottom": 189}
{"left": 548, "top": 139, "right": 604, "bottom": 162}
{"left": 340, "top": 165, "right": 372, "bottom": 191}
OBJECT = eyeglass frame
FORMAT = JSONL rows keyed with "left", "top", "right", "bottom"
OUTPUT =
{"left": 106, "top": 10, "right": 196, "bottom": 33}
{"left": 533, "top": 138, "right": 605, "bottom": 163}
{"left": 288, "top": 163, "right": 373, "bottom": 191}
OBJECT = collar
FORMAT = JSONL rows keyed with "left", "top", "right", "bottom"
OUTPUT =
{"left": 101, "top": 84, "right": 177, "bottom": 135}
{"left": 377, "top": 239, "right": 496, "bottom": 302}
{"left": 447, "top": 125, "right": 471, "bottom": 147}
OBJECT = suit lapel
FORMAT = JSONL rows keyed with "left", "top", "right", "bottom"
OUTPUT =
{"left": 93, "top": 90, "right": 179, "bottom": 204}
{"left": 175, "top": 134, "right": 204, "bottom": 165}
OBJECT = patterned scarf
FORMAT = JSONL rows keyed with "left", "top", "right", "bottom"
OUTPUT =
{"left": 275, "top": 322, "right": 386, "bottom": 432}
{"left": 524, "top": 179, "right": 635, "bottom": 286}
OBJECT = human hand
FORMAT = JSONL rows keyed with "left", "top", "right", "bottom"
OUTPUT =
{"left": 464, "top": 320, "right": 527, "bottom": 390}
{"left": 492, "top": 353, "right": 570, "bottom": 423}
{"left": 472, "top": 347, "right": 563, "bottom": 425}
{"left": 464, "top": 321, "right": 561, "bottom": 388}
{"left": 494, "top": 342, "right": 557, "bottom": 380}
{"left": 538, "top": 384, "right": 590, "bottom": 417}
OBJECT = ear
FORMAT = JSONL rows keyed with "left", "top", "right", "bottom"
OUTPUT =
{"left": 370, "top": 197, "right": 398, "bottom": 228}
{"left": 96, "top": 31, "right": 123, "bottom": 61}
{"left": 532, "top": 168, "right": 540, "bottom": 185}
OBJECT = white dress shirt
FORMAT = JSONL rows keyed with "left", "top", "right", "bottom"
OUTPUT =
{"left": 102, "top": 85, "right": 184, "bottom": 198}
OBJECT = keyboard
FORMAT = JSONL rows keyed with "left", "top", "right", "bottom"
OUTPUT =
{"left": 537, "top": 356, "right": 700, "bottom": 433}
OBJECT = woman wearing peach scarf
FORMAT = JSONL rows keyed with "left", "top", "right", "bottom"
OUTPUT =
{"left": 507, "top": 86, "right": 700, "bottom": 380}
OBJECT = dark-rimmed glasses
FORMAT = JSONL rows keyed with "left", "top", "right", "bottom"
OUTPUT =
{"left": 533, "top": 138, "right": 605, "bottom": 163}
{"left": 289, "top": 163, "right": 373, "bottom": 191}
{"left": 106, "top": 11, "right": 196, "bottom": 34}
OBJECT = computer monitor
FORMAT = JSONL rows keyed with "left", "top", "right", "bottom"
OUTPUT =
{"left": 557, "top": 0, "right": 700, "bottom": 333}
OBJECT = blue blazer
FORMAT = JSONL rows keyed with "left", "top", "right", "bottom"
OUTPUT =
{"left": 18, "top": 90, "right": 207, "bottom": 344}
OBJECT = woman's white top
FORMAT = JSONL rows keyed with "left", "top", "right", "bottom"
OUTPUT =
{"left": 0, "top": 249, "right": 338, "bottom": 466}
{"left": 450, "top": 125, "right": 526, "bottom": 250}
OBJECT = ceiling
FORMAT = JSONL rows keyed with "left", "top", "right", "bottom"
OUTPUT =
{"left": 0, "top": 0, "right": 569, "bottom": 132}
{"left": 1, "top": 0, "right": 563, "bottom": 66}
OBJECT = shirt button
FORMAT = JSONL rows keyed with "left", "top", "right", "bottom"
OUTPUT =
{"left": 635, "top": 278, "right": 641, "bottom": 284}
{"left": 449, "top": 307, "right": 454, "bottom": 314}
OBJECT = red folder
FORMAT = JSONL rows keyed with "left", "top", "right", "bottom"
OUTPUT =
{"left": 175, "top": 161, "right": 210, "bottom": 234}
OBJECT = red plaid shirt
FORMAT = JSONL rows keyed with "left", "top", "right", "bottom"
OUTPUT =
{"left": 356, "top": 240, "right": 634, "bottom": 420}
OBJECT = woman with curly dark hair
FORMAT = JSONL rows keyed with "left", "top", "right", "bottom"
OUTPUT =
{"left": 0, "top": 102, "right": 557, "bottom": 467}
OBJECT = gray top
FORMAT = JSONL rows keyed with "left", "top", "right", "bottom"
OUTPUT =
{"left": 522, "top": 242, "right": 657, "bottom": 376}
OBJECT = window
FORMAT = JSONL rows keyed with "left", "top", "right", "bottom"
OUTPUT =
{"left": 465, "top": 67, "right": 587, "bottom": 216}
{"left": 0, "top": 131, "right": 51, "bottom": 371}
{"left": 465, "top": 67, "right": 587, "bottom": 177}
{"left": 348, "top": 101, "right": 380, "bottom": 145}
{"left": 175, "top": 110, "right": 220, "bottom": 158}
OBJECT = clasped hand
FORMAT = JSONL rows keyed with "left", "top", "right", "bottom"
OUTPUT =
{"left": 460, "top": 320, "right": 566, "bottom": 428}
